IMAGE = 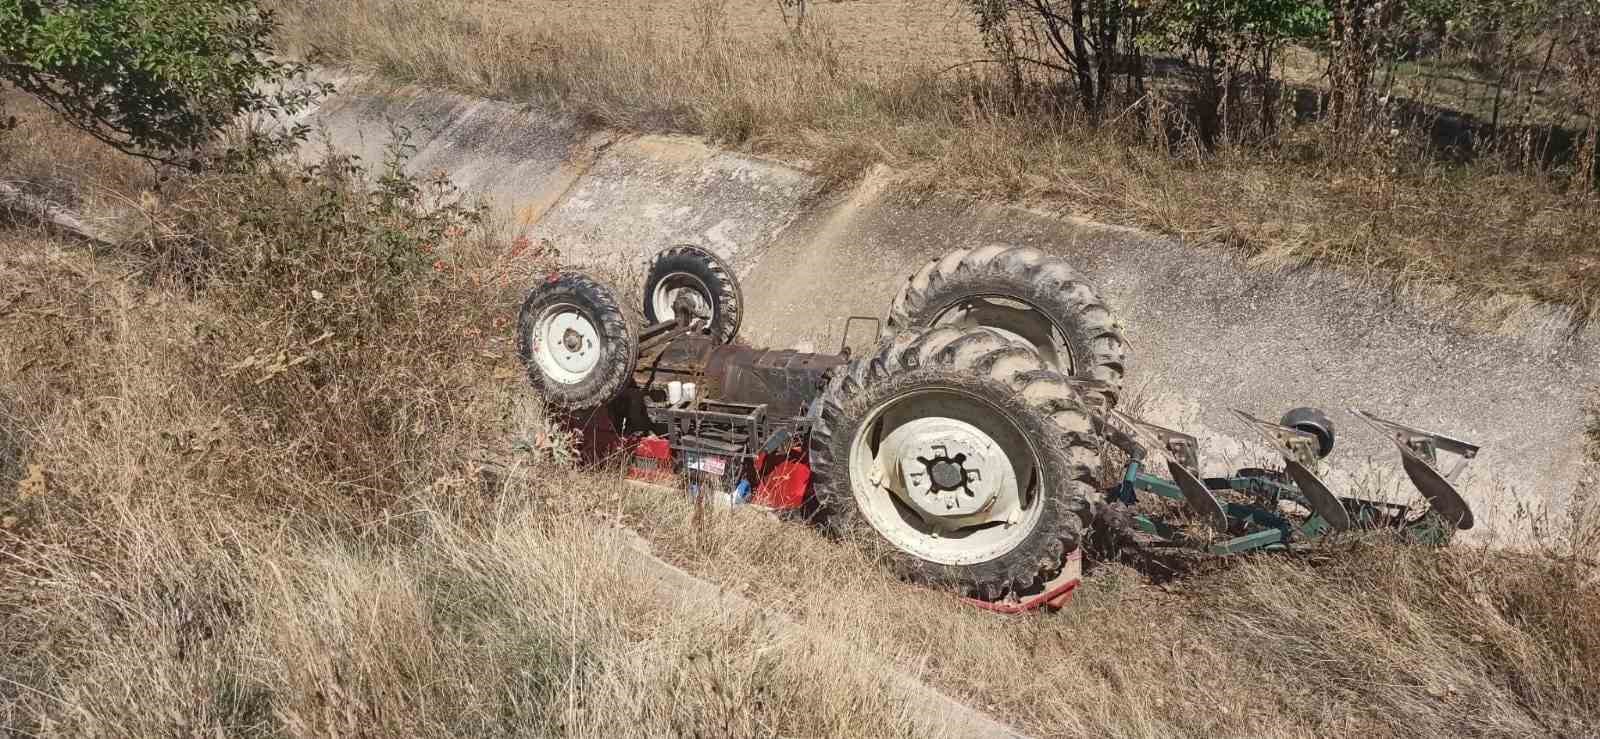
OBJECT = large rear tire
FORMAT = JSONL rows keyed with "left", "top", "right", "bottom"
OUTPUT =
{"left": 809, "top": 326, "right": 1102, "bottom": 600}
{"left": 888, "top": 245, "right": 1128, "bottom": 405}
{"left": 643, "top": 244, "right": 743, "bottom": 344}
{"left": 517, "top": 272, "right": 638, "bottom": 409}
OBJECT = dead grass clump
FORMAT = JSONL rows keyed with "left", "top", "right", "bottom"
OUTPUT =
{"left": 0, "top": 114, "right": 943, "bottom": 734}
{"left": 0, "top": 91, "right": 161, "bottom": 213}
{"left": 0, "top": 487, "right": 936, "bottom": 735}
{"left": 1195, "top": 542, "right": 1600, "bottom": 736}
{"left": 556, "top": 465, "right": 1600, "bottom": 736}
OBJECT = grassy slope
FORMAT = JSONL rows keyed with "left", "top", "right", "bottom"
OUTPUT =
{"left": 270, "top": 0, "right": 1600, "bottom": 319}
{"left": 3, "top": 110, "right": 1598, "bottom": 736}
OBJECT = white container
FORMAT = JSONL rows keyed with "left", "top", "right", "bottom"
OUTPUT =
{"left": 667, "top": 381, "right": 683, "bottom": 404}
{"left": 683, "top": 383, "right": 698, "bottom": 402}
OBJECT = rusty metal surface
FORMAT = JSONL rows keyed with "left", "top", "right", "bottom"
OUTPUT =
{"left": 636, "top": 335, "right": 846, "bottom": 418}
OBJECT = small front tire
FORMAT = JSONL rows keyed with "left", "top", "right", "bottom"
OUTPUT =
{"left": 517, "top": 272, "right": 638, "bottom": 409}
{"left": 643, "top": 244, "right": 743, "bottom": 344}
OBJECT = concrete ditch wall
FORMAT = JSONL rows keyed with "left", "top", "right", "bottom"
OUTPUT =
{"left": 304, "top": 75, "right": 1598, "bottom": 541}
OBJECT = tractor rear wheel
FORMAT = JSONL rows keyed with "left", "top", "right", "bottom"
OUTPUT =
{"left": 517, "top": 272, "right": 638, "bottom": 409}
{"left": 809, "top": 326, "right": 1102, "bottom": 600}
{"left": 643, "top": 244, "right": 743, "bottom": 344}
{"left": 888, "top": 245, "right": 1128, "bottom": 406}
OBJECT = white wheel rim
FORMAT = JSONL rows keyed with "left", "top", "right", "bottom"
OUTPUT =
{"left": 650, "top": 272, "right": 713, "bottom": 325}
{"left": 847, "top": 388, "right": 1046, "bottom": 566}
{"left": 933, "top": 297, "right": 1071, "bottom": 373}
{"left": 530, "top": 303, "right": 602, "bottom": 385}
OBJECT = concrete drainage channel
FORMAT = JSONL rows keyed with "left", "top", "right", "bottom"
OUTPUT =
{"left": 299, "top": 72, "right": 1597, "bottom": 729}
{"left": 304, "top": 74, "right": 1598, "bottom": 537}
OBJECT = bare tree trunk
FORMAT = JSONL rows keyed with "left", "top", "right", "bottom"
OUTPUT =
{"left": 1259, "top": 42, "right": 1279, "bottom": 140}
{"left": 1070, "top": 0, "right": 1097, "bottom": 109}
{"left": 1129, "top": 11, "right": 1146, "bottom": 97}
{"left": 1095, "top": 0, "right": 1118, "bottom": 108}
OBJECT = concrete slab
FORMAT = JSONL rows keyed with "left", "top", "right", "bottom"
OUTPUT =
{"left": 527, "top": 134, "right": 822, "bottom": 271}
{"left": 301, "top": 79, "right": 587, "bottom": 237}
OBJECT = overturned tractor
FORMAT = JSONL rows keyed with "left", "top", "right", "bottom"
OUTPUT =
{"left": 515, "top": 244, "right": 1480, "bottom": 611}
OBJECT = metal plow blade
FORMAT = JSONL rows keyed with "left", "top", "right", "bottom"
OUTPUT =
{"left": 1350, "top": 410, "right": 1479, "bottom": 531}
{"left": 1103, "top": 408, "right": 1201, "bottom": 472}
{"left": 1168, "top": 459, "right": 1230, "bottom": 532}
{"left": 1231, "top": 410, "right": 1352, "bottom": 532}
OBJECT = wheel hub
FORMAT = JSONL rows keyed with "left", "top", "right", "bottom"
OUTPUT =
{"left": 880, "top": 418, "right": 1009, "bottom": 521}
{"left": 533, "top": 307, "right": 602, "bottom": 384}
{"left": 848, "top": 387, "right": 1044, "bottom": 566}
{"left": 652, "top": 274, "right": 713, "bottom": 324}
{"left": 928, "top": 459, "right": 965, "bottom": 490}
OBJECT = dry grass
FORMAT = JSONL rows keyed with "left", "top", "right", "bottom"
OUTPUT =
{"left": 0, "top": 138, "right": 936, "bottom": 735}
{"left": 4, "top": 106, "right": 1599, "bottom": 735}
{"left": 268, "top": 0, "right": 1600, "bottom": 319}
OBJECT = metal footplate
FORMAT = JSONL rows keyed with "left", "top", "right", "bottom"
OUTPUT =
{"left": 1231, "top": 409, "right": 1352, "bottom": 531}
{"left": 1350, "top": 410, "right": 1478, "bottom": 530}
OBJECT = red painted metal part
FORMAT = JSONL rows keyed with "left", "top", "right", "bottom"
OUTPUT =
{"left": 752, "top": 446, "right": 810, "bottom": 511}
{"left": 629, "top": 435, "right": 675, "bottom": 483}
{"left": 558, "top": 409, "right": 1080, "bottom": 612}
{"left": 565, "top": 408, "right": 629, "bottom": 466}
{"left": 962, "top": 550, "right": 1084, "bottom": 614}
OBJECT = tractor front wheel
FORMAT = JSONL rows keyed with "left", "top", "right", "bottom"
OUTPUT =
{"left": 809, "top": 326, "right": 1102, "bottom": 600}
{"left": 517, "top": 272, "right": 638, "bottom": 409}
{"left": 643, "top": 244, "right": 743, "bottom": 344}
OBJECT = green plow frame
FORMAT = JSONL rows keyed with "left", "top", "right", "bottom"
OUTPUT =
{"left": 1104, "top": 407, "right": 1479, "bottom": 556}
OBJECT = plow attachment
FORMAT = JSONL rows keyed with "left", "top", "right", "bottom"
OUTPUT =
{"left": 1351, "top": 410, "right": 1478, "bottom": 530}
{"left": 1106, "top": 408, "right": 1481, "bottom": 556}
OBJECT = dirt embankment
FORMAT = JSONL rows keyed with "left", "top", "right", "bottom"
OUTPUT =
{"left": 483, "top": 0, "right": 985, "bottom": 73}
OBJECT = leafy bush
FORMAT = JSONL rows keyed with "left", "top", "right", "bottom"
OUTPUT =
{"left": 124, "top": 135, "right": 503, "bottom": 511}
{"left": 0, "top": 0, "right": 326, "bottom": 167}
